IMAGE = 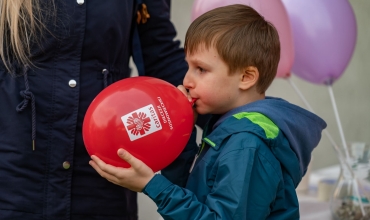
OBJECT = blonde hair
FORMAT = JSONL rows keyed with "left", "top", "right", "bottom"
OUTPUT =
{"left": 0, "top": 0, "right": 44, "bottom": 72}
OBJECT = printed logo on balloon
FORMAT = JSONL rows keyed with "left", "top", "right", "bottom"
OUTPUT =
{"left": 121, "top": 104, "right": 162, "bottom": 141}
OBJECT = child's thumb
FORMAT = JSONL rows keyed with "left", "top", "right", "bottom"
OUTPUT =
{"left": 117, "top": 149, "right": 137, "bottom": 167}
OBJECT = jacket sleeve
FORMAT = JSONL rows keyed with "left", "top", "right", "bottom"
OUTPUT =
{"left": 160, "top": 128, "right": 198, "bottom": 187}
{"left": 136, "top": 0, "right": 187, "bottom": 87}
{"left": 143, "top": 137, "right": 281, "bottom": 220}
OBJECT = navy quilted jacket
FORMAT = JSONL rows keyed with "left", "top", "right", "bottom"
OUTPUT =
{"left": 0, "top": 0, "right": 191, "bottom": 219}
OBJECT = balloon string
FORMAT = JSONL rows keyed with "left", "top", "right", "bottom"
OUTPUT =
{"left": 326, "top": 84, "right": 351, "bottom": 160}
{"left": 287, "top": 78, "right": 356, "bottom": 174}
{"left": 326, "top": 83, "right": 366, "bottom": 215}
{"left": 287, "top": 77, "right": 348, "bottom": 162}
{"left": 287, "top": 77, "right": 365, "bottom": 215}
{"left": 287, "top": 77, "right": 338, "bottom": 148}
{"left": 287, "top": 77, "right": 353, "bottom": 164}
{"left": 288, "top": 78, "right": 366, "bottom": 215}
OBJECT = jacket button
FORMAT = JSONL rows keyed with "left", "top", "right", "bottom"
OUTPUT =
{"left": 102, "top": 69, "right": 109, "bottom": 74}
{"left": 77, "top": 0, "right": 84, "bottom": 5}
{"left": 69, "top": 79, "right": 77, "bottom": 87}
{"left": 63, "top": 161, "right": 71, "bottom": 169}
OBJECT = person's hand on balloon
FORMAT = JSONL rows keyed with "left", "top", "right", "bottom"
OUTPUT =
{"left": 177, "top": 85, "right": 198, "bottom": 125}
{"left": 89, "top": 149, "right": 155, "bottom": 192}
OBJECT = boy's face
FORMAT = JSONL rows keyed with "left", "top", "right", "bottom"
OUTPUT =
{"left": 184, "top": 45, "right": 244, "bottom": 115}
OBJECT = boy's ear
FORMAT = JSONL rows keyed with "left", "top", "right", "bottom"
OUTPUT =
{"left": 239, "top": 66, "right": 259, "bottom": 90}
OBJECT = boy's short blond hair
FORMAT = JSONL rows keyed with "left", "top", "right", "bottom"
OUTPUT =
{"left": 184, "top": 4, "right": 280, "bottom": 94}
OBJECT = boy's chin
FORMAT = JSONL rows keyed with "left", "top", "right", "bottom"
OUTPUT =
{"left": 196, "top": 108, "right": 213, "bottom": 115}
{"left": 195, "top": 104, "right": 223, "bottom": 115}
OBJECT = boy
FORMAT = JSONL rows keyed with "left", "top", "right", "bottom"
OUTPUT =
{"left": 90, "top": 4, "right": 326, "bottom": 219}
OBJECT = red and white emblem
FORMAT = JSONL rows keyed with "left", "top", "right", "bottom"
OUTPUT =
{"left": 126, "top": 112, "right": 151, "bottom": 135}
{"left": 121, "top": 104, "right": 162, "bottom": 141}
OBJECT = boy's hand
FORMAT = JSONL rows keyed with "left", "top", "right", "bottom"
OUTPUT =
{"left": 177, "top": 85, "right": 192, "bottom": 102}
{"left": 89, "top": 149, "right": 155, "bottom": 192}
{"left": 177, "top": 85, "right": 198, "bottom": 124}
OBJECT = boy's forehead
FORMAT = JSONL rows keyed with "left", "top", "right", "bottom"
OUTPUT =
{"left": 186, "top": 44, "right": 217, "bottom": 58}
{"left": 190, "top": 42, "right": 211, "bottom": 52}
{"left": 185, "top": 47, "right": 223, "bottom": 69}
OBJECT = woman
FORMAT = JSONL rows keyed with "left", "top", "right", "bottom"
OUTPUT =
{"left": 0, "top": 1, "right": 197, "bottom": 219}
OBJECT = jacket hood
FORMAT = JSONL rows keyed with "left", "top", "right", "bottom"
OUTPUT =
{"left": 213, "top": 96, "right": 327, "bottom": 180}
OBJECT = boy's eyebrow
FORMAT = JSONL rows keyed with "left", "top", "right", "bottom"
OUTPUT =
{"left": 185, "top": 57, "right": 212, "bottom": 69}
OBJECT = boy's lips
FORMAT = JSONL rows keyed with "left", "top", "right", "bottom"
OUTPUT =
{"left": 190, "top": 98, "right": 198, "bottom": 106}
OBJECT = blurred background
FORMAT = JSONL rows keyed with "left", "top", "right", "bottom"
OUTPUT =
{"left": 137, "top": 0, "right": 370, "bottom": 219}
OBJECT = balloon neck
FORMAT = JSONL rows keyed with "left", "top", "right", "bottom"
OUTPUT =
{"left": 324, "top": 78, "right": 334, "bottom": 86}
{"left": 190, "top": 98, "right": 198, "bottom": 106}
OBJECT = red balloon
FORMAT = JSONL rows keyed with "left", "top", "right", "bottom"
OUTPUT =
{"left": 83, "top": 76, "right": 194, "bottom": 172}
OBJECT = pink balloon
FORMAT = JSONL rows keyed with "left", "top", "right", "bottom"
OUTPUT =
{"left": 191, "top": 0, "right": 294, "bottom": 78}
{"left": 282, "top": 0, "right": 357, "bottom": 85}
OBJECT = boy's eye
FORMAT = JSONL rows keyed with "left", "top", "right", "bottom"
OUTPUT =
{"left": 198, "top": 67, "right": 206, "bottom": 73}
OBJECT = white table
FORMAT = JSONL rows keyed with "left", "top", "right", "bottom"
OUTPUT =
{"left": 297, "top": 165, "right": 341, "bottom": 220}
{"left": 299, "top": 192, "right": 332, "bottom": 220}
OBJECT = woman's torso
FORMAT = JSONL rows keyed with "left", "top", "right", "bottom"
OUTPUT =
{"left": 0, "top": 1, "right": 137, "bottom": 219}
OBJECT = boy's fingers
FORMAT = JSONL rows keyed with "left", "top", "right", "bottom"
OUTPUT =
{"left": 89, "top": 157, "right": 123, "bottom": 184}
{"left": 90, "top": 160, "right": 111, "bottom": 177}
{"left": 90, "top": 155, "right": 105, "bottom": 169}
{"left": 177, "top": 85, "right": 192, "bottom": 102}
{"left": 91, "top": 155, "right": 112, "bottom": 171}
{"left": 89, "top": 159, "right": 101, "bottom": 172}
{"left": 177, "top": 85, "right": 186, "bottom": 92}
{"left": 117, "top": 149, "right": 140, "bottom": 168}
{"left": 91, "top": 155, "right": 120, "bottom": 175}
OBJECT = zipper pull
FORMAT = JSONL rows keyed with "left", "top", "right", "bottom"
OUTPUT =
{"left": 189, "top": 154, "right": 198, "bottom": 173}
{"left": 189, "top": 142, "right": 204, "bottom": 173}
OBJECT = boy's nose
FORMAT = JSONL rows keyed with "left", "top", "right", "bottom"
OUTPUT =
{"left": 183, "top": 70, "right": 194, "bottom": 89}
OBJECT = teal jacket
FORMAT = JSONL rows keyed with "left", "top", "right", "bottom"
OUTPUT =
{"left": 143, "top": 97, "right": 326, "bottom": 219}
